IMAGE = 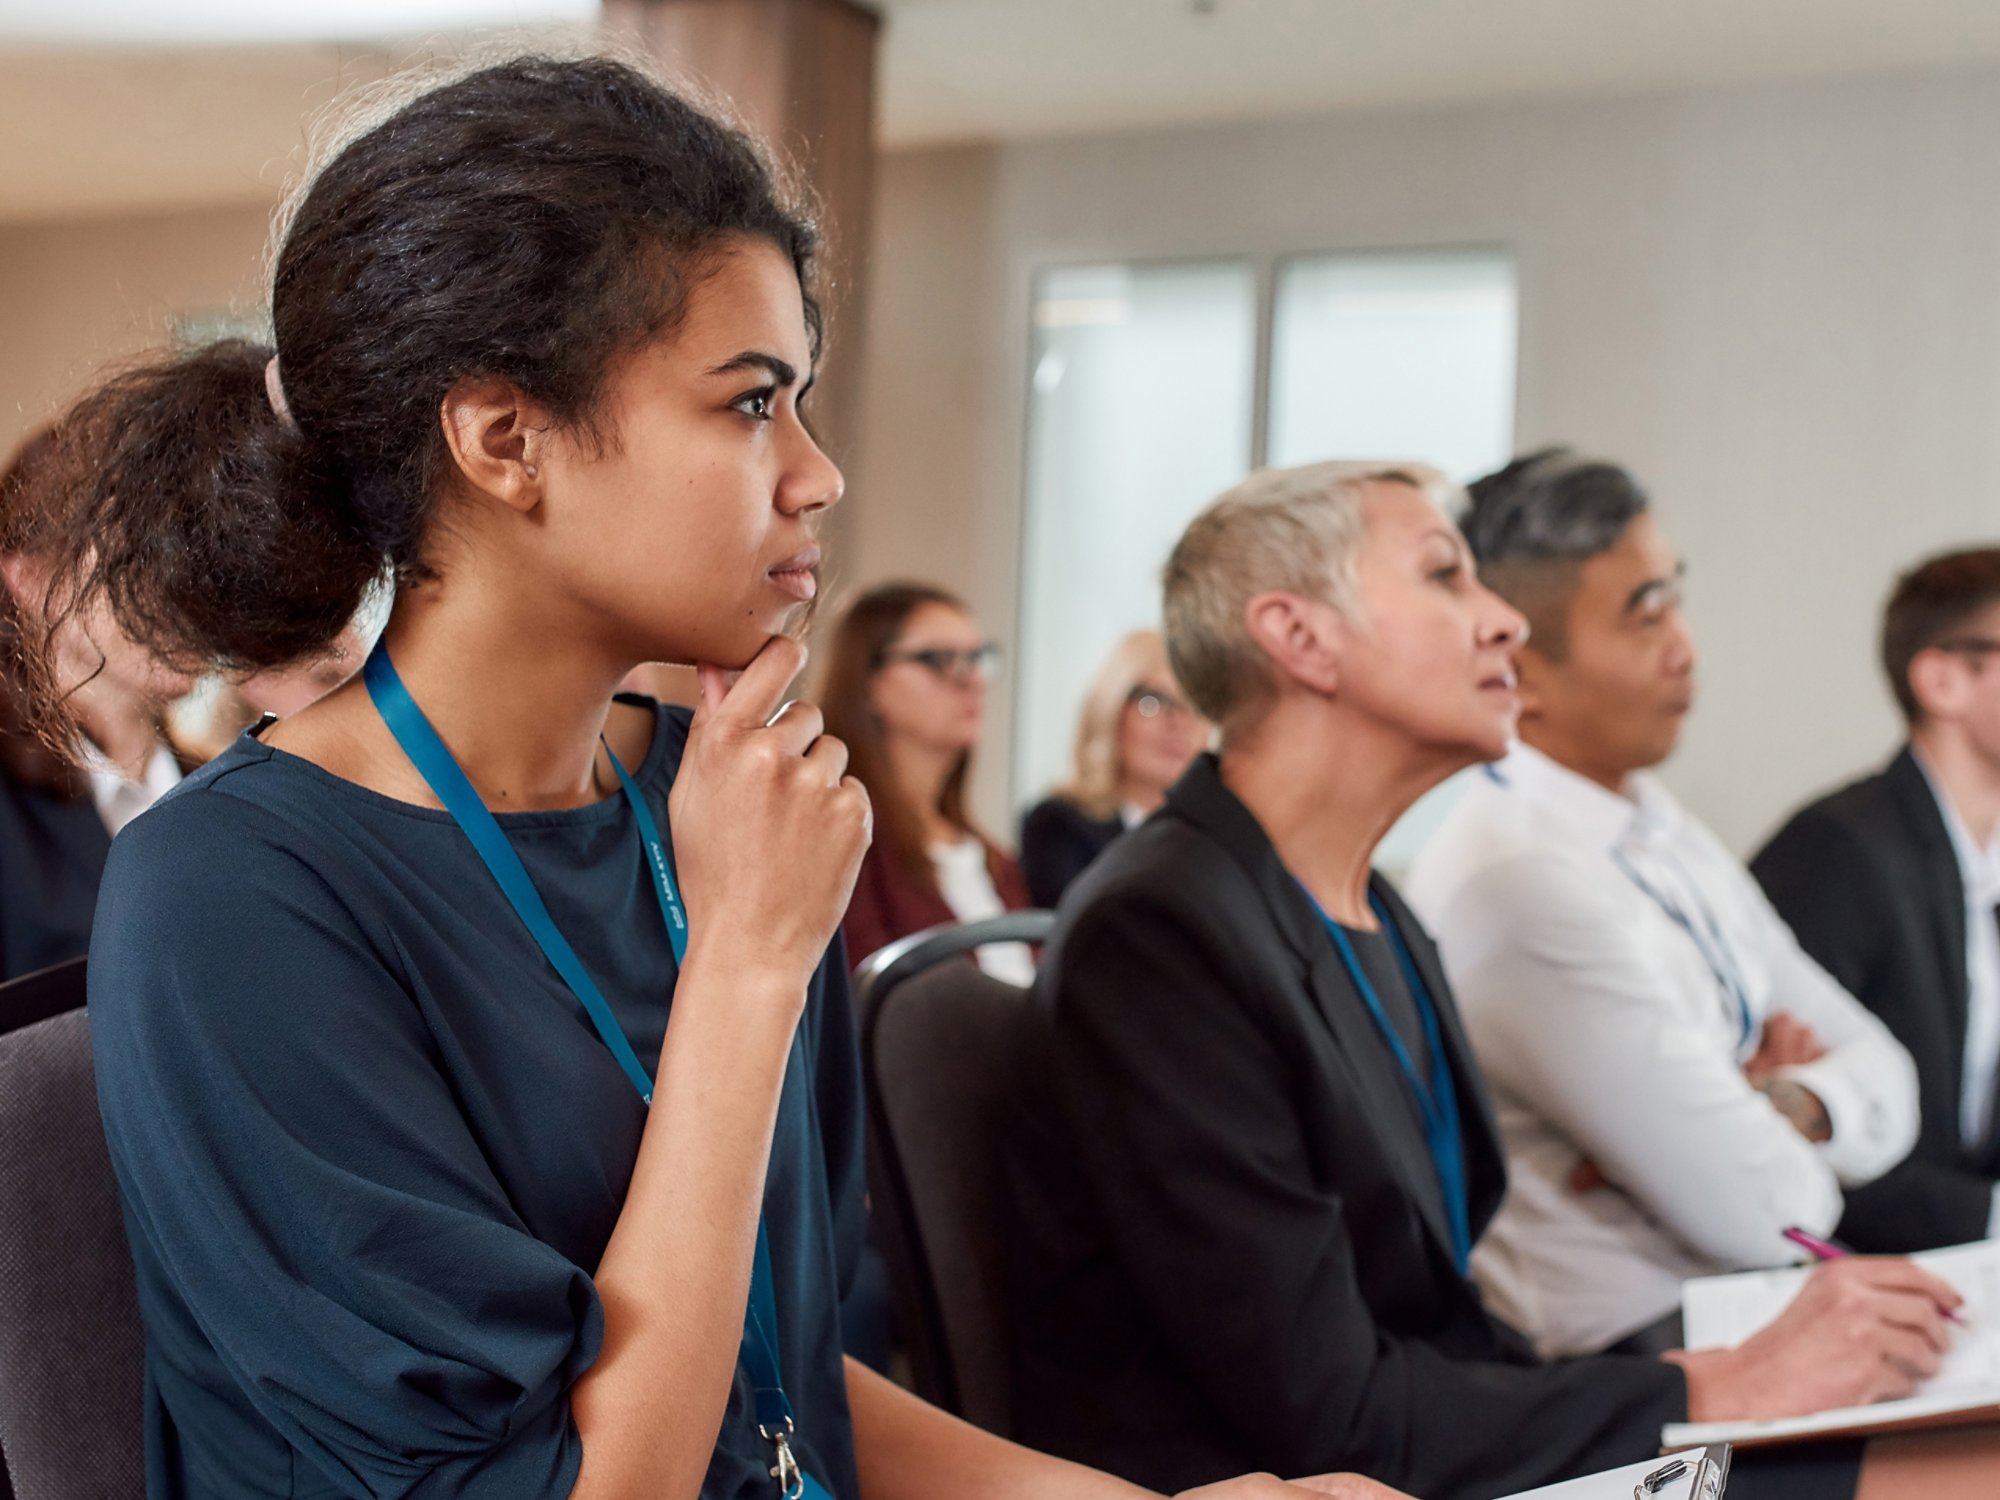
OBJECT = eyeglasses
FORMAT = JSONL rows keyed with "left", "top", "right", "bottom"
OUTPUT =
{"left": 877, "top": 642, "right": 1003, "bottom": 682}
{"left": 1126, "top": 684, "right": 1196, "bottom": 720}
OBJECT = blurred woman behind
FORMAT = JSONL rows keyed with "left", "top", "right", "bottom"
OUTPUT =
{"left": 165, "top": 628, "right": 367, "bottom": 762}
{"left": 821, "top": 581, "right": 1034, "bottom": 981}
{"left": 1020, "top": 628, "right": 1209, "bottom": 908}
{"left": 0, "top": 426, "right": 191, "bottom": 978}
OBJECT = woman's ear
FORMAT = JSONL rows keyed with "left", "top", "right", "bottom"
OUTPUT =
{"left": 438, "top": 378, "right": 551, "bottom": 515}
{"left": 0, "top": 551, "right": 32, "bottom": 602}
{"left": 0, "top": 550, "right": 60, "bottom": 618}
{"left": 1242, "top": 590, "right": 1342, "bottom": 698}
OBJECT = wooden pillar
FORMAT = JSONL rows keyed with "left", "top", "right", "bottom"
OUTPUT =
{"left": 603, "top": 0, "right": 882, "bottom": 480}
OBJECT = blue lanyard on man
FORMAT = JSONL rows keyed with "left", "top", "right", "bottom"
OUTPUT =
{"left": 365, "top": 641, "right": 828, "bottom": 1500}
{"left": 1304, "top": 884, "right": 1473, "bottom": 1273}
{"left": 1485, "top": 762, "right": 1758, "bottom": 1052}
{"left": 1612, "top": 845, "right": 1757, "bottom": 1051}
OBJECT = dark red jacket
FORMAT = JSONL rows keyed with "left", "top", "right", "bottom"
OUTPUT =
{"left": 841, "top": 836, "right": 1030, "bottom": 973}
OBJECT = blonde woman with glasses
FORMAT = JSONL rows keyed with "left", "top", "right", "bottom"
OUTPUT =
{"left": 1020, "top": 630, "right": 1210, "bottom": 908}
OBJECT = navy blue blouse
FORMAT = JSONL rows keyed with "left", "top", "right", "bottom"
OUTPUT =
{"left": 88, "top": 702, "right": 868, "bottom": 1500}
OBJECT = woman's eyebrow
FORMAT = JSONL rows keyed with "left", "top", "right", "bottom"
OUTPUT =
{"left": 706, "top": 351, "right": 799, "bottom": 386}
{"left": 1424, "top": 525, "right": 1471, "bottom": 556}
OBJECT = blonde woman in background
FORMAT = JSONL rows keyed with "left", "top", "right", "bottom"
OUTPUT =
{"left": 1020, "top": 629, "right": 1210, "bottom": 908}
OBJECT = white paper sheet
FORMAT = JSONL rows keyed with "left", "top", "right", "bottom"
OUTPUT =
{"left": 1662, "top": 1238, "right": 2000, "bottom": 1447}
{"left": 1497, "top": 1448, "right": 1721, "bottom": 1499}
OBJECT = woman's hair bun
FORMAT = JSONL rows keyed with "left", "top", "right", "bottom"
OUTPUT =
{"left": 34, "top": 338, "right": 381, "bottom": 676}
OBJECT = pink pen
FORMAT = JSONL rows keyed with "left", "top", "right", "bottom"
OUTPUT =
{"left": 1783, "top": 1225, "right": 1971, "bottom": 1329}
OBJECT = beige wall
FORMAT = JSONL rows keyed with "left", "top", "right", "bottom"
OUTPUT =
{"left": 8, "top": 63, "right": 1999, "bottom": 861}
{"left": 0, "top": 202, "right": 274, "bottom": 453}
{"left": 848, "top": 63, "right": 2000, "bottom": 854}
{"left": 833, "top": 144, "right": 1019, "bottom": 829}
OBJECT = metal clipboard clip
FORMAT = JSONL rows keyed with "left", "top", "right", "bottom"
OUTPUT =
{"left": 1636, "top": 1445, "right": 1731, "bottom": 1500}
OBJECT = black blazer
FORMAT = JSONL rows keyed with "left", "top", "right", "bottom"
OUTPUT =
{"left": 0, "top": 769, "right": 111, "bottom": 981}
{"left": 1753, "top": 747, "right": 2000, "bottom": 1252}
{"left": 1019, "top": 795, "right": 1126, "bottom": 909}
{"left": 1002, "top": 755, "right": 1685, "bottom": 1500}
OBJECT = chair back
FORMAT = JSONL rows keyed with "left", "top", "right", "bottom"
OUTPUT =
{"left": 853, "top": 913, "right": 1053, "bottom": 1437}
{"left": 0, "top": 960, "right": 146, "bottom": 1500}
{"left": 0, "top": 959, "right": 87, "bottom": 1039}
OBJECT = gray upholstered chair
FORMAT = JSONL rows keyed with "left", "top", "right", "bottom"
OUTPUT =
{"left": 852, "top": 912, "right": 1054, "bottom": 1438}
{"left": 0, "top": 960, "right": 145, "bottom": 1500}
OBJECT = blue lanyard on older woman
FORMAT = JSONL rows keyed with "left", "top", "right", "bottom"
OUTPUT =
{"left": 364, "top": 641, "right": 828, "bottom": 1500}
{"left": 1303, "top": 883, "right": 1473, "bottom": 1273}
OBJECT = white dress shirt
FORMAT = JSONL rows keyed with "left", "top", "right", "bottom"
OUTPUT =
{"left": 1911, "top": 752, "right": 2000, "bottom": 1238}
{"left": 86, "top": 740, "right": 182, "bottom": 836}
{"left": 929, "top": 837, "right": 1037, "bottom": 987}
{"left": 1404, "top": 742, "right": 1920, "bottom": 1356}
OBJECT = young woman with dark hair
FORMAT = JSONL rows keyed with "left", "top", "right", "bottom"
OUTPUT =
{"left": 24, "top": 54, "right": 1400, "bottom": 1500}
{"left": 820, "top": 582, "right": 1033, "bottom": 978}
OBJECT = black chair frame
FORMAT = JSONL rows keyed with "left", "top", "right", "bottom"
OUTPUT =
{"left": 0, "top": 958, "right": 85, "bottom": 1040}
{"left": 0, "top": 957, "right": 88, "bottom": 1500}
{"left": 851, "top": 912, "right": 1052, "bottom": 1423}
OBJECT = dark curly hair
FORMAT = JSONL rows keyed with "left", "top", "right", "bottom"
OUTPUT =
{"left": 19, "top": 54, "right": 818, "bottom": 726}
{"left": 0, "top": 428, "right": 90, "bottom": 793}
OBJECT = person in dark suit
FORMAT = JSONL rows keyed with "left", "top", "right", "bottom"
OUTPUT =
{"left": 1005, "top": 460, "right": 1982, "bottom": 1500}
{"left": 1020, "top": 628, "right": 1210, "bottom": 908}
{"left": 1018, "top": 796, "right": 1123, "bottom": 910}
{"left": 1754, "top": 548, "right": 2000, "bottom": 1253}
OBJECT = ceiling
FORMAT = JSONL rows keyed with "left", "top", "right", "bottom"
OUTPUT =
{"left": 881, "top": 0, "right": 2000, "bottom": 144}
{"left": 0, "top": 1, "right": 596, "bottom": 44}
{"left": 1, "top": 0, "right": 1997, "bottom": 224}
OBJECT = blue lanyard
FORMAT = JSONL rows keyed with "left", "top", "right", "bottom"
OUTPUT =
{"left": 1612, "top": 846, "right": 1756, "bottom": 1050}
{"left": 1307, "top": 886, "right": 1472, "bottom": 1272}
{"left": 1486, "top": 763, "right": 1757, "bottom": 1052}
{"left": 363, "top": 642, "right": 825, "bottom": 1500}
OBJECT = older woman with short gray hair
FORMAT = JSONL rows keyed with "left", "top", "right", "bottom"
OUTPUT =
{"left": 1003, "top": 460, "right": 1980, "bottom": 1500}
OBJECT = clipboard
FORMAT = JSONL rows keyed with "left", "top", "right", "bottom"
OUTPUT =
{"left": 1494, "top": 1444, "right": 1731, "bottom": 1500}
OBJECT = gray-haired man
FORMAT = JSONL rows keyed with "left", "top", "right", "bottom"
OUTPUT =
{"left": 1405, "top": 449, "right": 1919, "bottom": 1359}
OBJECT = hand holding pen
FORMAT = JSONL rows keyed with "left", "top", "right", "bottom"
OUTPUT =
{"left": 1671, "top": 1246, "right": 1965, "bottom": 1419}
{"left": 1783, "top": 1225, "right": 1971, "bottom": 1330}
